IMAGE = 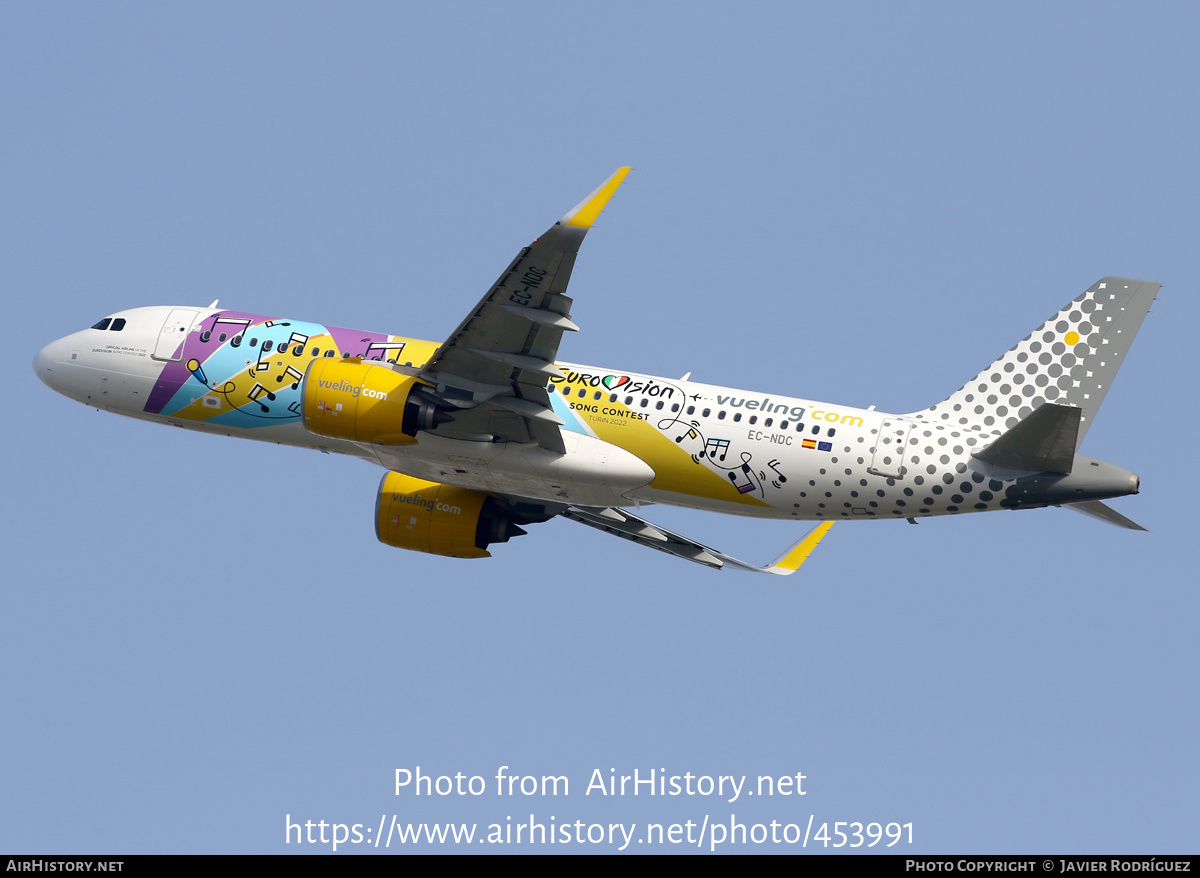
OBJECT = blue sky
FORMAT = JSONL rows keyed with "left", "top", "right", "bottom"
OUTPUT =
{"left": 4, "top": 2, "right": 1198, "bottom": 853}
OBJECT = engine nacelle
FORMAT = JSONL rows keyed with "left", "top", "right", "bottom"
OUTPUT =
{"left": 302, "top": 358, "right": 444, "bottom": 446}
{"left": 374, "top": 472, "right": 530, "bottom": 559}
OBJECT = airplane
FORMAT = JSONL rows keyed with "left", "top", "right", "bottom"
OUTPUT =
{"left": 33, "top": 168, "right": 1156, "bottom": 574}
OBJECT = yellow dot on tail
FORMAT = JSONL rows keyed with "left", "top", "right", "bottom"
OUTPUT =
{"left": 1064, "top": 331, "right": 1080, "bottom": 346}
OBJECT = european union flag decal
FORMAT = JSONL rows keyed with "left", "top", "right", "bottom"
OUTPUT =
{"left": 818, "top": 441, "right": 832, "bottom": 452}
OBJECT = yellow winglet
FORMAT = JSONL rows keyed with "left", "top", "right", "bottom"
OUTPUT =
{"left": 764, "top": 521, "right": 834, "bottom": 575}
{"left": 562, "top": 167, "right": 632, "bottom": 228}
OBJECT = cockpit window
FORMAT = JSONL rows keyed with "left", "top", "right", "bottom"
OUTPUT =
{"left": 91, "top": 318, "right": 112, "bottom": 330}
{"left": 110, "top": 318, "right": 126, "bottom": 331}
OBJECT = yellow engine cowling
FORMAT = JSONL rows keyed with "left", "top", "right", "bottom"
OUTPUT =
{"left": 302, "top": 358, "right": 435, "bottom": 445}
{"left": 375, "top": 472, "right": 536, "bottom": 559}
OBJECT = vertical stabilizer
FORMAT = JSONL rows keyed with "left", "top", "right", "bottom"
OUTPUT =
{"left": 920, "top": 277, "right": 1159, "bottom": 445}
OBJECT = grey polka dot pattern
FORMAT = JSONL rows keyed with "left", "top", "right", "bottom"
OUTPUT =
{"left": 799, "top": 277, "right": 1158, "bottom": 522}
{"left": 917, "top": 277, "right": 1160, "bottom": 444}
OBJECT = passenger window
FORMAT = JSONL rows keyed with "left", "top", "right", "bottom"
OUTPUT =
{"left": 325, "top": 350, "right": 335, "bottom": 357}
{"left": 278, "top": 343, "right": 289, "bottom": 354}
{"left": 764, "top": 418, "right": 773, "bottom": 427}
{"left": 733, "top": 412, "right": 741, "bottom": 422}
{"left": 671, "top": 403, "right": 679, "bottom": 412}
{"left": 231, "top": 335, "right": 242, "bottom": 348}
{"left": 262, "top": 340, "right": 273, "bottom": 353}
{"left": 313, "top": 348, "right": 320, "bottom": 357}
{"left": 594, "top": 392, "right": 602, "bottom": 401}
{"left": 200, "top": 330, "right": 212, "bottom": 342}
{"left": 625, "top": 396, "right": 633, "bottom": 405}
{"left": 828, "top": 428, "right": 836, "bottom": 437}
{"left": 110, "top": 318, "right": 126, "bottom": 331}
{"left": 249, "top": 338, "right": 258, "bottom": 347}
{"left": 780, "top": 420, "right": 788, "bottom": 429}
{"left": 655, "top": 400, "right": 664, "bottom": 410}
{"left": 91, "top": 318, "right": 112, "bottom": 330}
{"left": 812, "top": 425, "right": 820, "bottom": 435}
{"left": 717, "top": 410, "right": 726, "bottom": 420}
{"left": 639, "top": 398, "right": 648, "bottom": 408}
{"left": 686, "top": 405, "right": 695, "bottom": 415}
{"left": 749, "top": 415, "right": 757, "bottom": 425}
{"left": 702, "top": 408, "right": 710, "bottom": 417}
{"left": 343, "top": 352, "right": 351, "bottom": 358}
{"left": 293, "top": 345, "right": 304, "bottom": 356}
{"left": 610, "top": 394, "right": 617, "bottom": 402}
{"left": 219, "top": 333, "right": 227, "bottom": 342}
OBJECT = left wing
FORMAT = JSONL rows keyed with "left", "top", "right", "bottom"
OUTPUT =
{"left": 562, "top": 506, "right": 834, "bottom": 574}
{"left": 417, "top": 168, "right": 632, "bottom": 453}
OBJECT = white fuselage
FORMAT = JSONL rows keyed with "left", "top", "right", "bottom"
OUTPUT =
{"left": 35, "top": 304, "right": 1137, "bottom": 524}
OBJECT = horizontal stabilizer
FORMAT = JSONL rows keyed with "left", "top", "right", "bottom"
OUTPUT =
{"left": 1063, "top": 500, "right": 1147, "bottom": 531}
{"left": 973, "top": 403, "right": 1080, "bottom": 473}
{"left": 562, "top": 507, "right": 832, "bottom": 574}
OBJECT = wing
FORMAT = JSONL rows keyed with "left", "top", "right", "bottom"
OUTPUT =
{"left": 562, "top": 506, "right": 834, "bottom": 574}
{"left": 417, "top": 168, "right": 632, "bottom": 454}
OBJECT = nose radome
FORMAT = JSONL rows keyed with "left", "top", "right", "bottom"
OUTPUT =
{"left": 34, "top": 336, "right": 73, "bottom": 393}
{"left": 33, "top": 341, "right": 56, "bottom": 386}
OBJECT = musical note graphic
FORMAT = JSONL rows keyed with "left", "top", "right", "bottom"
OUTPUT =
{"left": 702, "top": 437, "right": 730, "bottom": 462}
{"left": 278, "top": 365, "right": 304, "bottom": 389}
{"left": 363, "top": 341, "right": 408, "bottom": 362}
{"left": 264, "top": 319, "right": 292, "bottom": 328}
{"left": 728, "top": 460, "right": 758, "bottom": 494}
{"left": 211, "top": 316, "right": 251, "bottom": 341}
{"left": 254, "top": 348, "right": 273, "bottom": 374}
{"left": 675, "top": 426, "right": 699, "bottom": 444}
{"left": 247, "top": 383, "right": 276, "bottom": 412}
{"left": 186, "top": 358, "right": 207, "bottom": 385}
{"left": 767, "top": 458, "right": 787, "bottom": 488}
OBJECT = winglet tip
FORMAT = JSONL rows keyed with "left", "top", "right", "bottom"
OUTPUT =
{"left": 765, "top": 521, "right": 834, "bottom": 575}
{"left": 563, "top": 167, "right": 632, "bottom": 229}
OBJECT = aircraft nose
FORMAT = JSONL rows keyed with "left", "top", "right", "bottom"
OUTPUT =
{"left": 33, "top": 336, "right": 71, "bottom": 392}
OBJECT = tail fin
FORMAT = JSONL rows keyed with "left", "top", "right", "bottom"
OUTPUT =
{"left": 920, "top": 277, "right": 1159, "bottom": 446}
